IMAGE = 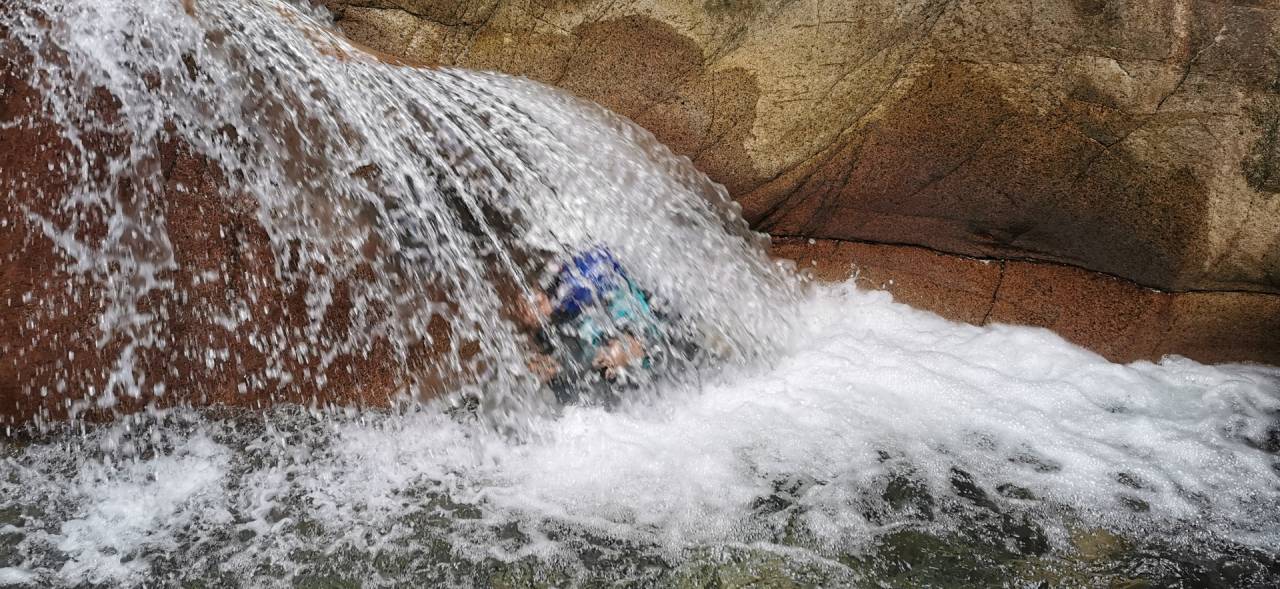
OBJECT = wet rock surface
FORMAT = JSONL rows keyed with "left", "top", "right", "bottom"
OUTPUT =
{"left": 0, "top": 42, "right": 448, "bottom": 425}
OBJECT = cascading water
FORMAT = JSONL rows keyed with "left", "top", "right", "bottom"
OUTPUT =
{"left": 0, "top": 0, "right": 795, "bottom": 427}
{"left": 2, "top": 1, "right": 1279, "bottom": 587}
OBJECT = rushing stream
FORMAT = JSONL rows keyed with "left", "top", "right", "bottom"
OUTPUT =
{"left": 1, "top": 0, "right": 1279, "bottom": 587}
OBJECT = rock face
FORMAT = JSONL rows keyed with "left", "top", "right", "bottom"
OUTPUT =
{"left": 329, "top": 0, "right": 1280, "bottom": 295}
{"left": 329, "top": 0, "right": 1280, "bottom": 366}
{"left": 0, "top": 42, "right": 451, "bottom": 426}
{"left": 773, "top": 238, "right": 1280, "bottom": 365}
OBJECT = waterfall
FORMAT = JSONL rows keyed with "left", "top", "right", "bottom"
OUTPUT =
{"left": 1, "top": 1, "right": 1278, "bottom": 587}
{"left": 0, "top": 0, "right": 797, "bottom": 428}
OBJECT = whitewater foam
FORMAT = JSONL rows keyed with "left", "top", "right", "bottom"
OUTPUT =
{"left": 2, "top": 282, "right": 1276, "bottom": 586}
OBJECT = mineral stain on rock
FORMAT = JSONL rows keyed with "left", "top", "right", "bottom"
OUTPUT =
{"left": 756, "top": 59, "right": 1211, "bottom": 292}
{"left": 1243, "top": 73, "right": 1280, "bottom": 195}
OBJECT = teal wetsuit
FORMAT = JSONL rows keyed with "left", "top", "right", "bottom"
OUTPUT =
{"left": 565, "top": 280, "right": 659, "bottom": 367}
{"left": 538, "top": 247, "right": 662, "bottom": 405}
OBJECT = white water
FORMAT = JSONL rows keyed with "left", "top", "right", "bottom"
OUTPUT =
{"left": 2, "top": 283, "right": 1277, "bottom": 586}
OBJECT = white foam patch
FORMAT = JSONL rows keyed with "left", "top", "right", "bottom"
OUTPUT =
{"left": 272, "top": 282, "right": 1280, "bottom": 560}
{"left": 0, "top": 568, "right": 35, "bottom": 586}
{"left": 52, "top": 433, "right": 231, "bottom": 584}
{"left": 2, "top": 282, "right": 1278, "bottom": 585}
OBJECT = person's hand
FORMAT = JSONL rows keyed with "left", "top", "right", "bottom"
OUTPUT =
{"left": 593, "top": 334, "right": 645, "bottom": 379}
{"left": 527, "top": 353, "right": 560, "bottom": 382}
{"left": 515, "top": 292, "right": 553, "bottom": 329}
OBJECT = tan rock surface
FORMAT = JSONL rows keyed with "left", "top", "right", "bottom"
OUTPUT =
{"left": 330, "top": 0, "right": 1280, "bottom": 294}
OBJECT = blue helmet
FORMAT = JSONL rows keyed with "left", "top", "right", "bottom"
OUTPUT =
{"left": 551, "top": 246, "right": 630, "bottom": 318}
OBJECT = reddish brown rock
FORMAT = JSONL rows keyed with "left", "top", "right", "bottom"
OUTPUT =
{"left": 775, "top": 238, "right": 1004, "bottom": 326}
{"left": 0, "top": 44, "right": 454, "bottom": 426}
{"left": 986, "top": 261, "right": 1173, "bottom": 363}
{"left": 772, "top": 237, "right": 1280, "bottom": 366}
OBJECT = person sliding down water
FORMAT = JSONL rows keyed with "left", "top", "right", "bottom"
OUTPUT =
{"left": 515, "top": 246, "right": 669, "bottom": 407}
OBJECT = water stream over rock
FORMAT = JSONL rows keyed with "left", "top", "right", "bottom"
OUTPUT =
{"left": 1, "top": 0, "right": 795, "bottom": 427}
